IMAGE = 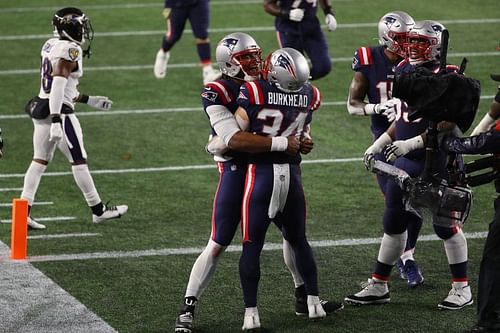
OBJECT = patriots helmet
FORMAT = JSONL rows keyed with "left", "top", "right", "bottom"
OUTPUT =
{"left": 262, "top": 47, "right": 310, "bottom": 93}
{"left": 215, "top": 32, "right": 262, "bottom": 80}
{"left": 378, "top": 11, "right": 415, "bottom": 57}
{"left": 407, "top": 20, "right": 446, "bottom": 65}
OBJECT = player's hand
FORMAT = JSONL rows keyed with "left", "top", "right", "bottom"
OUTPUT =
{"left": 205, "top": 135, "right": 229, "bottom": 155}
{"left": 289, "top": 8, "right": 304, "bottom": 22}
{"left": 285, "top": 136, "right": 300, "bottom": 155}
{"left": 325, "top": 13, "right": 337, "bottom": 31}
{"left": 363, "top": 144, "right": 381, "bottom": 171}
{"left": 300, "top": 137, "right": 314, "bottom": 154}
{"left": 49, "top": 122, "right": 63, "bottom": 143}
{"left": 87, "top": 96, "right": 113, "bottom": 111}
{"left": 374, "top": 98, "right": 399, "bottom": 122}
{"left": 384, "top": 136, "right": 424, "bottom": 162}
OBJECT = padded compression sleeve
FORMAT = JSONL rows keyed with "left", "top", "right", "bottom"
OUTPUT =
{"left": 49, "top": 76, "right": 68, "bottom": 115}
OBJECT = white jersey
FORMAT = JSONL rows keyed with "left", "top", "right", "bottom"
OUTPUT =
{"left": 38, "top": 38, "right": 83, "bottom": 110}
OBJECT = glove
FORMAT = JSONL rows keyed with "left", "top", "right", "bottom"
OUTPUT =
{"left": 325, "top": 13, "right": 337, "bottom": 31}
{"left": 0, "top": 128, "right": 3, "bottom": 158}
{"left": 205, "top": 135, "right": 229, "bottom": 155}
{"left": 49, "top": 122, "right": 63, "bottom": 143}
{"left": 87, "top": 96, "right": 113, "bottom": 111}
{"left": 363, "top": 132, "right": 392, "bottom": 170}
{"left": 374, "top": 98, "right": 399, "bottom": 122}
{"left": 384, "top": 136, "right": 424, "bottom": 163}
{"left": 289, "top": 8, "right": 304, "bottom": 22}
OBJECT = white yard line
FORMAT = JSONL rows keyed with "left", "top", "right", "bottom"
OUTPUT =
{"left": 0, "top": 52, "right": 497, "bottom": 76}
{"left": 0, "top": 187, "right": 23, "bottom": 192}
{"left": 0, "top": 201, "right": 53, "bottom": 207}
{"left": 28, "top": 233, "right": 101, "bottom": 240}
{"left": 14, "top": 231, "right": 488, "bottom": 263}
{"left": 1, "top": 216, "right": 76, "bottom": 223}
{"left": 0, "top": 241, "right": 119, "bottom": 333}
{"left": 0, "top": 96, "right": 494, "bottom": 120}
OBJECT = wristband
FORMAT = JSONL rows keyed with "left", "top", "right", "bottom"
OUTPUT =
{"left": 79, "top": 94, "right": 89, "bottom": 104}
{"left": 279, "top": 8, "right": 290, "bottom": 18}
{"left": 323, "top": 5, "right": 333, "bottom": 15}
{"left": 51, "top": 115, "right": 62, "bottom": 123}
{"left": 271, "top": 137, "right": 288, "bottom": 152}
{"left": 364, "top": 104, "right": 376, "bottom": 115}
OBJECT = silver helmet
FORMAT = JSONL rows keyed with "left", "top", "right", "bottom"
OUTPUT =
{"left": 215, "top": 32, "right": 262, "bottom": 80}
{"left": 407, "top": 20, "right": 446, "bottom": 65}
{"left": 378, "top": 11, "right": 415, "bottom": 57}
{"left": 263, "top": 47, "right": 310, "bottom": 93}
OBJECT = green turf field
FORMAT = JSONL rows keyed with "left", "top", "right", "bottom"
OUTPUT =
{"left": 0, "top": 0, "right": 499, "bottom": 332}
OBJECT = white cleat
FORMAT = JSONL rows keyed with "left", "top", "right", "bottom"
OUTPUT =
{"left": 92, "top": 204, "right": 128, "bottom": 224}
{"left": 28, "top": 216, "right": 46, "bottom": 230}
{"left": 307, "top": 295, "right": 327, "bottom": 319}
{"left": 202, "top": 65, "right": 222, "bottom": 85}
{"left": 344, "top": 278, "right": 390, "bottom": 305}
{"left": 242, "top": 307, "right": 261, "bottom": 331}
{"left": 154, "top": 49, "right": 170, "bottom": 79}
{"left": 438, "top": 283, "right": 473, "bottom": 310}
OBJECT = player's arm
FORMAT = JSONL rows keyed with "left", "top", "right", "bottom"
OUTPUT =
{"left": 319, "top": 0, "right": 337, "bottom": 31}
{"left": 347, "top": 71, "right": 369, "bottom": 116}
{"left": 471, "top": 90, "right": 500, "bottom": 135}
{"left": 74, "top": 94, "right": 113, "bottom": 111}
{"left": 263, "top": 0, "right": 304, "bottom": 22}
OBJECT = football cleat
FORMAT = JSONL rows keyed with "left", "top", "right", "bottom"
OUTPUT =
{"left": 402, "top": 259, "right": 424, "bottom": 288}
{"left": 344, "top": 278, "right": 390, "bottom": 305}
{"left": 295, "top": 298, "right": 343, "bottom": 316}
{"left": 174, "top": 297, "right": 197, "bottom": 333}
{"left": 396, "top": 258, "right": 407, "bottom": 280}
{"left": 438, "top": 284, "right": 473, "bottom": 310}
{"left": 92, "top": 204, "right": 128, "bottom": 224}
{"left": 28, "top": 216, "right": 46, "bottom": 230}
{"left": 242, "top": 307, "right": 261, "bottom": 331}
{"left": 202, "top": 65, "right": 222, "bottom": 85}
{"left": 154, "top": 49, "right": 170, "bottom": 79}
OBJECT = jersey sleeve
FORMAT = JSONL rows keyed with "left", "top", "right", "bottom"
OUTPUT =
{"left": 201, "top": 81, "right": 234, "bottom": 109}
{"left": 352, "top": 47, "right": 373, "bottom": 72}
{"left": 237, "top": 82, "right": 252, "bottom": 110}
{"left": 52, "top": 41, "right": 82, "bottom": 62}
{"left": 308, "top": 84, "right": 321, "bottom": 111}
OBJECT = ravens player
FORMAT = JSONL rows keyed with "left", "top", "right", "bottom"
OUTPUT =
{"left": 153, "top": 0, "right": 221, "bottom": 84}
{"left": 347, "top": 11, "right": 425, "bottom": 288}
{"left": 263, "top": 0, "right": 337, "bottom": 80}
{"left": 346, "top": 21, "right": 473, "bottom": 310}
{"left": 21, "top": 7, "right": 128, "bottom": 230}
{"left": 174, "top": 33, "right": 341, "bottom": 333}
{"left": 235, "top": 48, "right": 337, "bottom": 330}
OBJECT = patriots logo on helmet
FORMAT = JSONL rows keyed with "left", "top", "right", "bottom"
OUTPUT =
{"left": 431, "top": 24, "right": 443, "bottom": 33}
{"left": 222, "top": 38, "right": 239, "bottom": 51}
{"left": 201, "top": 90, "right": 218, "bottom": 102}
{"left": 384, "top": 16, "right": 397, "bottom": 26}
{"left": 274, "top": 54, "right": 297, "bottom": 78}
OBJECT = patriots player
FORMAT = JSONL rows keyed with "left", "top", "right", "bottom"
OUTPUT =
{"left": 153, "top": 0, "right": 221, "bottom": 84}
{"left": 174, "top": 34, "right": 339, "bottom": 333}
{"left": 347, "top": 11, "right": 424, "bottom": 287}
{"left": 263, "top": 0, "right": 337, "bottom": 80}
{"left": 235, "top": 47, "right": 338, "bottom": 330}
{"left": 345, "top": 21, "right": 473, "bottom": 310}
{"left": 21, "top": 7, "right": 128, "bottom": 230}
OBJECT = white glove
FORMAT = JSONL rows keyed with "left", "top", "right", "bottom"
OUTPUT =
{"left": 374, "top": 98, "right": 399, "bottom": 122}
{"left": 471, "top": 113, "right": 496, "bottom": 136}
{"left": 49, "top": 122, "right": 63, "bottom": 143}
{"left": 325, "top": 13, "right": 337, "bottom": 31}
{"left": 289, "top": 8, "right": 304, "bottom": 22}
{"left": 384, "top": 135, "right": 424, "bottom": 163}
{"left": 363, "top": 132, "right": 392, "bottom": 170}
{"left": 87, "top": 96, "right": 113, "bottom": 111}
{"left": 206, "top": 135, "right": 229, "bottom": 155}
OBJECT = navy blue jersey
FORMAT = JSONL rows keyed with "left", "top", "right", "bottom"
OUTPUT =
{"left": 237, "top": 79, "right": 320, "bottom": 164}
{"left": 165, "top": 0, "right": 200, "bottom": 8}
{"left": 201, "top": 78, "right": 246, "bottom": 162}
{"left": 275, "top": 0, "right": 320, "bottom": 33}
{"left": 352, "top": 45, "right": 396, "bottom": 138}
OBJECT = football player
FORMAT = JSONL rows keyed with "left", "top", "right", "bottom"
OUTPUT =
{"left": 174, "top": 33, "right": 340, "bottom": 333}
{"left": 21, "top": 7, "right": 128, "bottom": 230}
{"left": 263, "top": 0, "right": 337, "bottom": 80}
{"left": 345, "top": 21, "right": 473, "bottom": 310}
{"left": 153, "top": 0, "right": 221, "bottom": 84}
{"left": 235, "top": 47, "right": 338, "bottom": 330}
{"left": 347, "top": 11, "right": 425, "bottom": 287}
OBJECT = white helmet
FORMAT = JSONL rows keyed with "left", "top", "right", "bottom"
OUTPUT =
{"left": 215, "top": 32, "right": 262, "bottom": 80}
{"left": 263, "top": 47, "right": 310, "bottom": 93}
{"left": 407, "top": 20, "right": 446, "bottom": 65}
{"left": 378, "top": 11, "right": 415, "bottom": 57}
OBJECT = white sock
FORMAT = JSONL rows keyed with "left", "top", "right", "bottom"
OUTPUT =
{"left": 72, "top": 164, "right": 101, "bottom": 207}
{"left": 400, "top": 249, "right": 415, "bottom": 264}
{"left": 444, "top": 229, "right": 468, "bottom": 264}
{"left": 185, "top": 239, "right": 225, "bottom": 299}
{"left": 377, "top": 232, "right": 407, "bottom": 265}
{"left": 21, "top": 161, "right": 47, "bottom": 205}
{"left": 282, "top": 238, "right": 304, "bottom": 288}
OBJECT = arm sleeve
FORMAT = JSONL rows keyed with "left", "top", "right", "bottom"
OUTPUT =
{"left": 444, "top": 129, "right": 500, "bottom": 155}
{"left": 205, "top": 105, "right": 241, "bottom": 145}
